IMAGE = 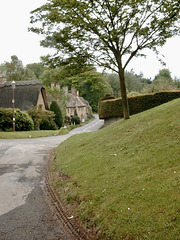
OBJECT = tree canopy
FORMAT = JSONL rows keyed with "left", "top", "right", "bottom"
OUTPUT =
{"left": 0, "top": 56, "right": 42, "bottom": 81}
{"left": 152, "top": 69, "right": 175, "bottom": 91}
{"left": 30, "top": 0, "right": 179, "bottom": 119}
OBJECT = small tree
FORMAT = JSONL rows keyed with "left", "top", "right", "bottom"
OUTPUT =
{"left": 50, "top": 101, "right": 63, "bottom": 128}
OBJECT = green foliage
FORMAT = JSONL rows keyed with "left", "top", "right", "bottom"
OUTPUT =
{"left": 40, "top": 68, "right": 63, "bottom": 87}
{"left": 53, "top": 99, "right": 180, "bottom": 239}
{"left": 107, "top": 71, "right": 152, "bottom": 97}
{"left": 50, "top": 101, "right": 63, "bottom": 128}
{"left": 64, "top": 116, "right": 71, "bottom": 125}
{"left": 99, "top": 91, "right": 180, "bottom": 119}
{"left": 125, "top": 71, "right": 144, "bottom": 93}
{"left": 45, "top": 86, "right": 67, "bottom": 119}
{"left": 106, "top": 73, "right": 121, "bottom": 97}
{"left": 0, "top": 55, "right": 37, "bottom": 81}
{"left": 0, "top": 55, "right": 25, "bottom": 81}
{"left": 152, "top": 69, "right": 175, "bottom": 92}
{"left": 0, "top": 108, "right": 13, "bottom": 131}
{"left": 30, "top": 0, "right": 180, "bottom": 119}
{"left": 14, "top": 109, "right": 34, "bottom": 131}
{"left": 28, "top": 106, "right": 57, "bottom": 130}
{"left": 0, "top": 108, "right": 34, "bottom": 131}
{"left": 71, "top": 70, "right": 112, "bottom": 112}
{"left": 26, "top": 63, "right": 45, "bottom": 79}
{"left": 71, "top": 116, "right": 80, "bottom": 125}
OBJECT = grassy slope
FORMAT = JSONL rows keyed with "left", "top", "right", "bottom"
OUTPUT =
{"left": 53, "top": 99, "right": 180, "bottom": 240}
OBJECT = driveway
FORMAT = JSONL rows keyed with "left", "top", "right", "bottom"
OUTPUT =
{"left": 0, "top": 115, "right": 103, "bottom": 240}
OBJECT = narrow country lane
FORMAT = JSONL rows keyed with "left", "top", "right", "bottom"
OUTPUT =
{"left": 0, "top": 115, "right": 104, "bottom": 240}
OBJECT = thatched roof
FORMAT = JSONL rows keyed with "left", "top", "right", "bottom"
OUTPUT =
{"left": 0, "top": 80, "right": 48, "bottom": 110}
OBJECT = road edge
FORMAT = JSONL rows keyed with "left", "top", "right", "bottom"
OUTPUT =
{"left": 45, "top": 150, "right": 99, "bottom": 240}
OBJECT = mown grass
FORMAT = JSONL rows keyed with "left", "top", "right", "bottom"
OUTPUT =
{"left": 0, "top": 128, "right": 68, "bottom": 139}
{"left": 53, "top": 98, "right": 180, "bottom": 240}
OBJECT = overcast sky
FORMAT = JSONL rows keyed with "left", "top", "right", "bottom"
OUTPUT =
{"left": 0, "top": 0, "right": 179, "bottom": 79}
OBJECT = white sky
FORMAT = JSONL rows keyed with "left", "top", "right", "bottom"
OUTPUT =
{"left": 0, "top": 0, "right": 179, "bottom": 79}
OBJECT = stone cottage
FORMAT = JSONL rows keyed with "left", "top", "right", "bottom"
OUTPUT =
{"left": 64, "top": 86, "right": 91, "bottom": 122}
{"left": 0, "top": 80, "right": 48, "bottom": 110}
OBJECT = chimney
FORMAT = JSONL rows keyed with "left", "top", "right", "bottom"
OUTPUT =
{"left": 77, "top": 90, "right": 79, "bottom": 97}
{"left": 51, "top": 83, "right": 55, "bottom": 89}
{"left": 71, "top": 87, "right": 76, "bottom": 96}
{"left": 63, "top": 86, "right": 68, "bottom": 94}
{"left": 56, "top": 83, "right": 60, "bottom": 90}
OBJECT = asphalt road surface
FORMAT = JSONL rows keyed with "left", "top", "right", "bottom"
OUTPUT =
{"left": 0, "top": 115, "right": 104, "bottom": 240}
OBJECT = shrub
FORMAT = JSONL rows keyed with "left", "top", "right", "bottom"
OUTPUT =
{"left": 50, "top": 101, "right": 63, "bottom": 128}
{"left": 28, "top": 106, "right": 57, "bottom": 130}
{"left": 14, "top": 109, "right": 34, "bottom": 131}
{"left": 0, "top": 108, "right": 34, "bottom": 131}
{"left": 71, "top": 116, "right": 81, "bottom": 125}
{"left": 64, "top": 116, "right": 71, "bottom": 125}
{"left": 99, "top": 90, "right": 180, "bottom": 119}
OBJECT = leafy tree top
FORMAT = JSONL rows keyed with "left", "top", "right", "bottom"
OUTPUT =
{"left": 30, "top": 0, "right": 180, "bottom": 72}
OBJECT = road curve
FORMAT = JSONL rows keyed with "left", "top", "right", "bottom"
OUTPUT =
{"left": 0, "top": 115, "right": 103, "bottom": 240}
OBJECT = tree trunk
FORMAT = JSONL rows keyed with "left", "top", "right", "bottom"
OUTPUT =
{"left": 118, "top": 68, "right": 130, "bottom": 119}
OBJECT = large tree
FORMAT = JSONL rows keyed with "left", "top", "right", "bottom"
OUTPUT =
{"left": 0, "top": 55, "right": 36, "bottom": 81}
{"left": 152, "top": 69, "right": 175, "bottom": 92}
{"left": 30, "top": 0, "right": 180, "bottom": 119}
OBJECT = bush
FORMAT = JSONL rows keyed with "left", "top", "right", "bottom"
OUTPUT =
{"left": 64, "top": 116, "right": 71, "bottom": 125}
{"left": 99, "top": 90, "right": 180, "bottom": 119}
{"left": 71, "top": 116, "right": 81, "bottom": 125}
{"left": 28, "top": 106, "right": 57, "bottom": 130}
{"left": 14, "top": 109, "right": 34, "bottom": 131}
{"left": 40, "top": 117, "right": 57, "bottom": 130}
{"left": 50, "top": 101, "right": 63, "bottom": 128}
{"left": 0, "top": 108, "right": 34, "bottom": 131}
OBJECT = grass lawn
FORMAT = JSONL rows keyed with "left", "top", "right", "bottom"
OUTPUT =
{"left": 52, "top": 98, "right": 180, "bottom": 240}
{"left": 0, "top": 128, "right": 69, "bottom": 139}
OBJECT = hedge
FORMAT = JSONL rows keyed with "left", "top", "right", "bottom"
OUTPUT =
{"left": 98, "top": 91, "right": 180, "bottom": 119}
{"left": 0, "top": 108, "right": 34, "bottom": 131}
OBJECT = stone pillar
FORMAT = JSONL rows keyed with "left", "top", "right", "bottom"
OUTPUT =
{"left": 56, "top": 83, "right": 60, "bottom": 90}
{"left": 63, "top": 86, "right": 68, "bottom": 94}
{"left": 51, "top": 83, "right": 55, "bottom": 89}
{"left": 71, "top": 87, "right": 76, "bottom": 96}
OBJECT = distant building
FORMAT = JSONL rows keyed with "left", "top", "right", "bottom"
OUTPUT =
{"left": 64, "top": 86, "right": 91, "bottom": 122}
{"left": 51, "top": 84, "right": 91, "bottom": 122}
{"left": 0, "top": 80, "right": 48, "bottom": 111}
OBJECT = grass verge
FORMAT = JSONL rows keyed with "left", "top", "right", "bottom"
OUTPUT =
{"left": 0, "top": 128, "right": 67, "bottom": 139}
{"left": 52, "top": 98, "right": 180, "bottom": 240}
{"left": 0, "top": 116, "right": 94, "bottom": 139}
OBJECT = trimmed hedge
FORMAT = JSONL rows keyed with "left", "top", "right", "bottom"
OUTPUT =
{"left": 0, "top": 108, "right": 34, "bottom": 131}
{"left": 98, "top": 91, "right": 180, "bottom": 119}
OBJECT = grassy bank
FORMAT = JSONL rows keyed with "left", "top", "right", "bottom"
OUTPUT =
{"left": 52, "top": 98, "right": 180, "bottom": 240}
